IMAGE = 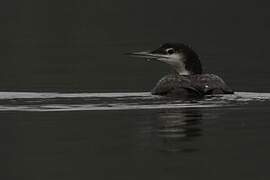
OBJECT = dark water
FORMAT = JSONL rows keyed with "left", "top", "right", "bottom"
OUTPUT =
{"left": 0, "top": 92, "right": 270, "bottom": 180}
{"left": 2, "top": 0, "right": 270, "bottom": 179}
{"left": 1, "top": 103, "right": 270, "bottom": 180}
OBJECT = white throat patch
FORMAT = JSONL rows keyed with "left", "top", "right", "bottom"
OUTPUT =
{"left": 157, "top": 53, "right": 190, "bottom": 75}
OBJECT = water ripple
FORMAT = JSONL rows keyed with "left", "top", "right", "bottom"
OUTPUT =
{"left": 0, "top": 91, "right": 268, "bottom": 111}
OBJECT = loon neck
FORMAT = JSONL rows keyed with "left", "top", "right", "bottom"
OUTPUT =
{"left": 176, "top": 70, "right": 191, "bottom": 76}
{"left": 174, "top": 65, "right": 202, "bottom": 76}
{"left": 184, "top": 58, "right": 203, "bottom": 75}
{"left": 171, "top": 56, "right": 203, "bottom": 75}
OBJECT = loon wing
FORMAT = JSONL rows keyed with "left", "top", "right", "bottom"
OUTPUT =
{"left": 151, "top": 74, "right": 204, "bottom": 98}
{"left": 151, "top": 74, "right": 233, "bottom": 97}
{"left": 196, "top": 74, "right": 234, "bottom": 94}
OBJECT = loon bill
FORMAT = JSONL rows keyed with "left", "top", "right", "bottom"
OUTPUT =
{"left": 126, "top": 43, "right": 234, "bottom": 98}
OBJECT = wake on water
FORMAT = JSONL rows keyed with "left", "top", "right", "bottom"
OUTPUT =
{"left": 0, "top": 91, "right": 269, "bottom": 112}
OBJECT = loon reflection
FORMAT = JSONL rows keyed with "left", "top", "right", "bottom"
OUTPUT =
{"left": 137, "top": 109, "right": 202, "bottom": 153}
{"left": 127, "top": 43, "right": 233, "bottom": 98}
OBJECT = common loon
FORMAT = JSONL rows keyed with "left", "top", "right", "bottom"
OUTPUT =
{"left": 126, "top": 43, "right": 234, "bottom": 98}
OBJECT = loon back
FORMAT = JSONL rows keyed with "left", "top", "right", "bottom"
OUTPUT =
{"left": 151, "top": 73, "right": 234, "bottom": 98}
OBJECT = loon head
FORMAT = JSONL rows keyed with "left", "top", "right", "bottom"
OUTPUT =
{"left": 127, "top": 43, "right": 202, "bottom": 75}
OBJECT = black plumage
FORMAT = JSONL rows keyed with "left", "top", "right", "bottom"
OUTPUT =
{"left": 151, "top": 73, "right": 233, "bottom": 97}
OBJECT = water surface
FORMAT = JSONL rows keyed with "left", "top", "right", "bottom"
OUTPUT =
{"left": 2, "top": 91, "right": 270, "bottom": 179}
{"left": 0, "top": 91, "right": 269, "bottom": 111}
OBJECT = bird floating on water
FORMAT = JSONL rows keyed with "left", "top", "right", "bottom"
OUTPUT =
{"left": 126, "top": 43, "right": 233, "bottom": 98}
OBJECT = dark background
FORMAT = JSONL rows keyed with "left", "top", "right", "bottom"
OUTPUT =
{"left": 1, "top": 1, "right": 270, "bottom": 180}
{"left": 1, "top": 0, "right": 270, "bottom": 92}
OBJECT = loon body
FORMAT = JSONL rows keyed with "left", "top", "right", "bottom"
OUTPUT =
{"left": 127, "top": 43, "right": 233, "bottom": 98}
{"left": 151, "top": 73, "right": 233, "bottom": 98}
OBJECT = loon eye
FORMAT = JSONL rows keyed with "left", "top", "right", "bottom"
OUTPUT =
{"left": 166, "top": 48, "right": 175, "bottom": 54}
